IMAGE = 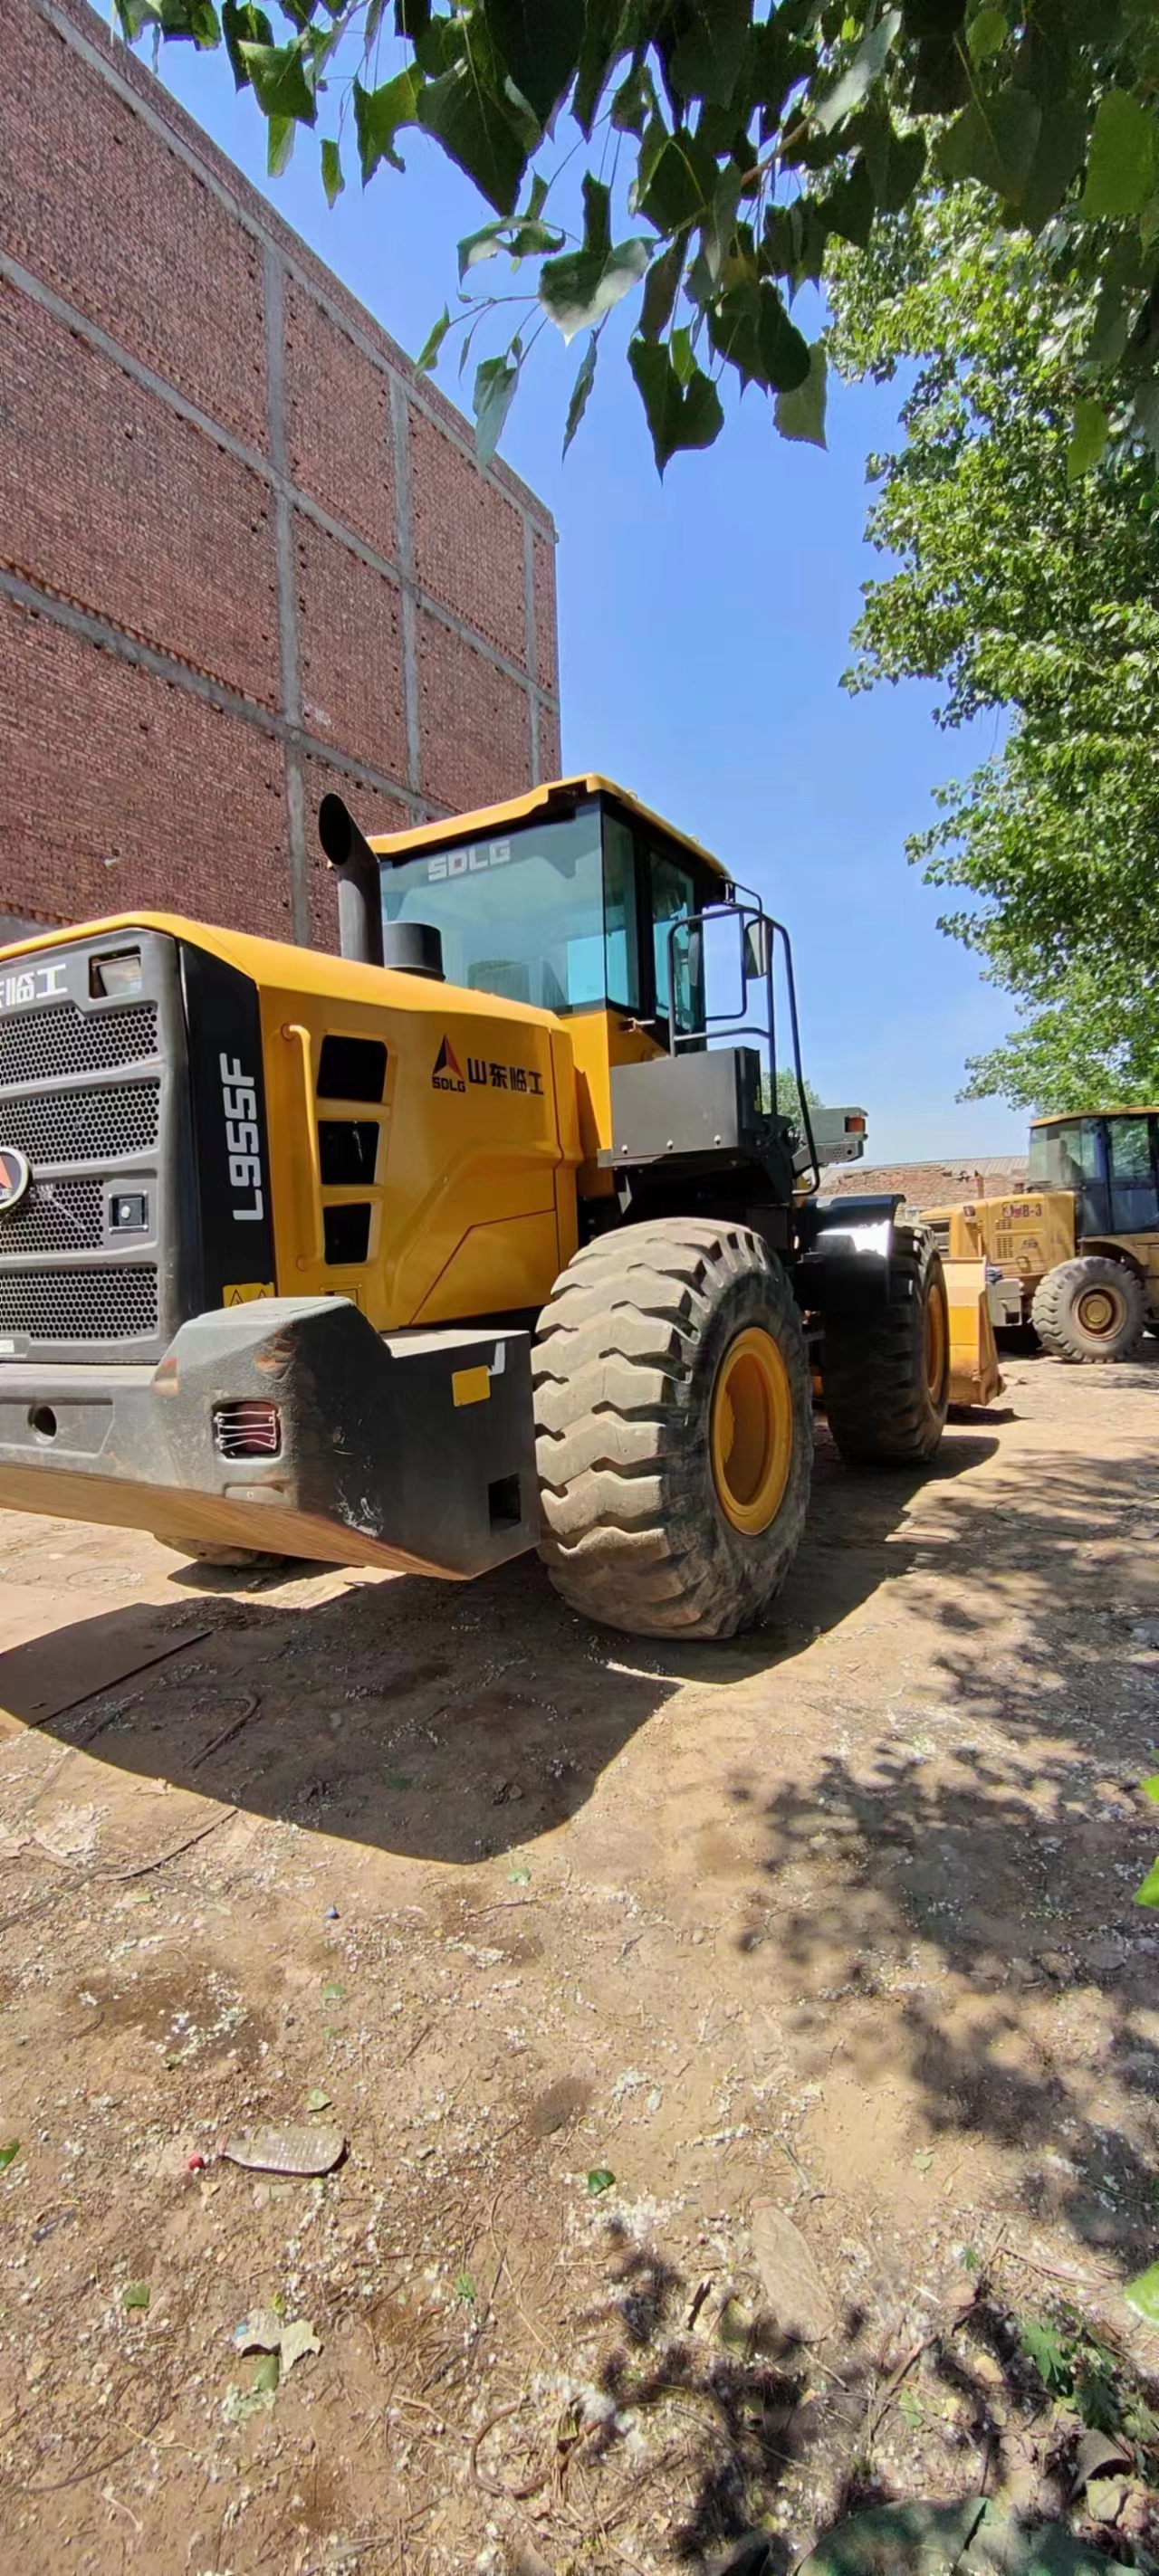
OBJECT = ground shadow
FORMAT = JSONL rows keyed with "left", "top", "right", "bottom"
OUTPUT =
{"left": 513, "top": 2207, "right": 1159, "bottom": 2569}
{"left": 0, "top": 1428, "right": 994, "bottom": 1864}
{"left": 730, "top": 1436, "right": 1159, "bottom": 2266}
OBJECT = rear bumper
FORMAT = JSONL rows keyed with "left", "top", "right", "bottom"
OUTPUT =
{"left": 0, "top": 1297, "right": 540, "bottom": 1578}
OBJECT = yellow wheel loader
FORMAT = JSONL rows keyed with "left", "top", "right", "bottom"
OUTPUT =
{"left": 921, "top": 1109, "right": 1159, "bottom": 1367}
{"left": 0, "top": 778, "right": 992, "bottom": 1639}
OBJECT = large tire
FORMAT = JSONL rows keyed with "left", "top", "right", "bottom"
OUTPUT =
{"left": 532, "top": 1218, "right": 812, "bottom": 1641}
{"left": 819, "top": 1224, "right": 950, "bottom": 1467}
{"left": 1031, "top": 1255, "right": 1145, "bottom": 1363}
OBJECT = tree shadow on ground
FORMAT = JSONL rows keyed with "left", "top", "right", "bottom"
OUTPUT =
{"left": 731, "top": 1442, "right": 1159, "bottom": 2266}
{"left": 547, "top": 2216, "right": 1159, "bottom": 2570}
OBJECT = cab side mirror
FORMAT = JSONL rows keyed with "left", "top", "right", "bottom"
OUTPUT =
{"left": 743, "top": 918, "right": 771, "bottom": 984}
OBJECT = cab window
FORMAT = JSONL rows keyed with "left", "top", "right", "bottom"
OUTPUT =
{"left": 1107, "top": 1117, "right": 1159, "bottom": 1233}
{"left": 649, "top": 848, "right": 704, "bottom": 1037}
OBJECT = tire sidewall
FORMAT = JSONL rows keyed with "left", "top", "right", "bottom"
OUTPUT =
{"left": 910, "top": 1239, "right": 951, "bottom": 1445}
{"left": 664, "top": 1248, "right": 813, "bottom": 1614}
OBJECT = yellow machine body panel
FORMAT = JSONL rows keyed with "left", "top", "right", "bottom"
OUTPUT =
{"left": 943, "top": 1258, "right": 1002, "bottom": 1407}
{"left": 921, "top": 1191, "right": 1077, "bottom": 1283}
{"left": 0, "top": 910, "right": 584, "bottom": 1330}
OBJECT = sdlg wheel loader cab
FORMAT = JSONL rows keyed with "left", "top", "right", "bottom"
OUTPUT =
{"left": 0, "top": 773, "right": 969, "bottom": 1643}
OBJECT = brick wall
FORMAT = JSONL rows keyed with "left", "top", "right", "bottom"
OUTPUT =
{"left": 0, "top": 0, "right": 560, "bottom": 947}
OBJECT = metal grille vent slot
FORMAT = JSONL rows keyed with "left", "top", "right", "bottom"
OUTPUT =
{"left": 0, "top": 1268, "right": 158, "bottom": 1340}
{"left": 0, "top": 1181, "right": 104, "bottom": 1254}
{"left": 0, "top": 1082, "right": 160, "bottom": 1166}
{"left": 0, "top": 1001, "right": 159, "bottom": 1086}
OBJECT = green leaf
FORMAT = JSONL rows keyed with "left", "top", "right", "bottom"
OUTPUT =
{"left": 585, "top": 2165, "right": 616, "bottom": 2195}
{"left": 539, "top": 237, "right": 650, "bottom": 344}
{"left": 306, "top": 2085, "right": 332, "bottom": 2113}
{"left": 611, "top": 61, "right": 654, "bottom": 137}
{"left": 1020, "top": 2313, "right": 1071, "bottom": 2391}
{"left": 321, "top": 1980, "right": 345, "bottom": 2001}
{"left": 637, "top": 126, "right": 718, "bottom": 234}
{"left": 455, "top": 2269, "right": 475, "bottom": 2300}
{"left": 485, "top": 0, "right": 584, "bottom": 127}
{"left": 938, "top": 83, "right": 1043, "bottom": 204}
{"left": 821, "top": 156, "right": 876, "bottom": 249}
{"left": 1142, "top": 1774, "right": 1159, "bottom": 1802}
{"left": 670, "top": 324, "right": 695, "bottom": 386}
{"left": 581, "top": 171, "right": 611, "bottom": 262}
{"left": 252, "top": 2349, "right": 281, "bottom": 2394}
{"left": 1136, "top": 1854, "right": 1159, "bottom": 1907}
{"left": 353, "top": 66, "right": 419, "bottom": 182}
{"left": 708, "top": 281, "right": 810, "bottom": 394}
{"left": 627, "top": 338, "right": 724, "bottom": 474}
{"left": 1067, "top": 398, "right": 1108, "bottom": 482}
{"left": 236, "top": 37, "right": 315, "bottom": 125}
{"left": 222, "top": 0, "right": 271, "bottom": 90}
{"left": 639, "top": 234, "right": 685, "bottom": 340}
{"left": 415, "top": 305, "right": 451, "bottom": 372}
{"left": 968, "top": 6, "right": 1009, "bottom": 64}
{"left": 814, "top": 7, "right": 902, "bottom": 136}
{"left": 474, "top": 349, "right": 521, "bottom": 463}
{"left": 1081, "top": 89, "right": 1159, "bottom": 221}
{"left": 573, "top": 0, "right": 627, "bottom": 138}
{"left": 122, "top": 2280, "right": 151, "bottom": 2311}
{"left": 775, "top": 340, "right": 827, "bottom": 447}
{"left": 0, "top": 2141, "right": 20, "bottom": 2171}
{"left": 321, "top": 135, "right": 343, "bottom": 205}
{"left": 1125, "top": 2261, "right": 1159, "bottom": 2325}
{"left": 1018, "top": 95, "right": 1090, "bottom": 234}
{"left": 267, "top": 113, "right": 295, "bottom": 176}
{"left": 562, "top": 331, "right": 599, "bottom": 455}
{"left": 669, "top": 0, "right": 751, "bottom": 110}
{"left": 417, "top": 59, "right": 528, "bottom": 216}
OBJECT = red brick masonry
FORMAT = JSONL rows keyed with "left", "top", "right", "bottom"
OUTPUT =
{"left": 0, "top": 0, "right": 560, "bottom": 945}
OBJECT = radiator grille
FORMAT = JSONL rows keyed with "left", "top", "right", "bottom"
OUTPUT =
{"left": 0, "top": 1082, "right": 160, "bottom": 1166}
{"left": 0, "top": 1181, "right": 104, "bottom": 1255}
{"left": 0, "top": 1001, "right": 158, "bottom": 1086}
{"left": 0, "top": 1268, "right": 158, "bottom": 1342}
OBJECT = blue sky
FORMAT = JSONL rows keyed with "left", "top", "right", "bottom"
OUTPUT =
{"left": 156, "top": 36, "right": 1025, "bottom": 1164}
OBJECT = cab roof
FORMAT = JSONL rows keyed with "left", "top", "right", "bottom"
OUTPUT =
{"left": 369, "top": 776, "right": 731, "bottom": 885}
{"left": 1031, "top": 1107, "right": 1159, "bottom": 1126}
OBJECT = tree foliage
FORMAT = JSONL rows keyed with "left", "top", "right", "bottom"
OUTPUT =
{"left": 828, "top": 190, "right": 1159, "bottom": 1113}
{"left": 114, "top": 1, "right": 1159, "bottom": 476}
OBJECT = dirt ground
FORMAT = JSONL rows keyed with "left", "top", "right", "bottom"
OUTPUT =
{"left": 1, "top": 1347, "right": 1158, "bottom": 2576}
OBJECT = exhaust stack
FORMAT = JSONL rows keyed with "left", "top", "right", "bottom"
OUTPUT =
{"left": 318, "top": 793, "right": 385, "bottom": 968}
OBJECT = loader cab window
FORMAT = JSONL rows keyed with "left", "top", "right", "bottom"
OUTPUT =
{"left": 1028, "top": 1117, "right": 1111, "bottom": 1234}
{"left": 380, "top": 806, "right": 607, "bottom": 1013}
{"left": 648, "top": 848, "right": 704, "bottom": 1039}
{"left": 1107, "top": 1116, "right": 1159, "bottom": 1234}
{"left": 378, "top": 798, "right": 647, "bottom": 1016}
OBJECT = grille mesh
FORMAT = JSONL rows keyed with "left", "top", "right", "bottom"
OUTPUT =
{"left": 0, "top": 1001, "right": 159, "bottom": 1087}
{"left": 0, "top": 1082, "right": 159, "bottom": 1166}
{"left": 0, "top": 1181, "right": 104, "bottom": 1255}
{"left": 0, "top": 1268, "right": 158, "bottom": 1341}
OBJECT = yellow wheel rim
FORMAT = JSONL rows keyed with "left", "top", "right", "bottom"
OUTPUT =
{"left": 924, "top": 1274, "right": 949, "bottom": 1402}
{"left": 1077, "top": 1286, "right": 1120, "bottom": 1337}
{"left": 710, "top": 1326, "right": 794, "bottom": 1536}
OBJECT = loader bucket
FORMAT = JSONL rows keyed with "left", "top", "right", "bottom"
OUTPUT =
{"left": 943, "top": 1259, "right": 1002, "bottom": 1407}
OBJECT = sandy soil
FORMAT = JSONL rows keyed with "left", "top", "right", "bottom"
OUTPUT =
{"left": 0, "top": 1348, "right": 1157, "bottom": 2575}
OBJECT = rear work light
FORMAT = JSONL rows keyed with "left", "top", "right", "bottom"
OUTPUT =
{"left": 213, "top": 1400, "right": 281, "bottom": 1460}
{"left": 90, "top": 949, "right": 142, "bottom": 999}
